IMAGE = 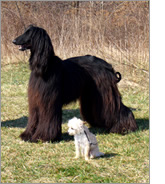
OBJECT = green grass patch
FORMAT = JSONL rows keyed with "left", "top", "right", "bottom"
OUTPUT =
{"left": 1, "top": 62, "right": 149, "bottom": 183}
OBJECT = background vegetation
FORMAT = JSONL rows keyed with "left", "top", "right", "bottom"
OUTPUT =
{"left": 1, "top": 1, "right": 149, "bottom": 79}
{"left": 1, "top": 1, "right": 149, "bottom": 183}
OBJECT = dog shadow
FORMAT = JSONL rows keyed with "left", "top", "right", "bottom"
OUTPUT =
{"left": 1, "top": 107, "right": 149, "bottom": 142}
{"left": 92, "top": 153, "right": 118, "bottom": 160}
{"left": 62, "top": 109, "right": 81, "bottom": 123}
{"left": 88, "top": 127, "right": 109, "bottom": 134}
{"left": 1, "top": 116, "right": 149, "bottom": 132}
{"left": 103, "top": 153, "right": 118, "bottom": 158}
{"left": 1, "top": 109, "right": 80, "bottom": 128}
{"left": 1, "top": 116, "right": 28, "bottom": 128}
{"left": 61, "top": 132, "right": 74, "bottom": 142}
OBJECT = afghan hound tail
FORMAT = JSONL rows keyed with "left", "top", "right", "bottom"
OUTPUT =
{"left": 115, "top": 72, "right": 122, "bottom": 83}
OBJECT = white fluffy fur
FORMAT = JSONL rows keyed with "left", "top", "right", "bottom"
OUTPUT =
{"left": 68, "top": 117, "right": 104, "bottom": 160}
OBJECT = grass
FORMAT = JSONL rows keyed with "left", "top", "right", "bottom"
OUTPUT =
{"left": 1, "top": 62, "right": 149, "bottom": 183}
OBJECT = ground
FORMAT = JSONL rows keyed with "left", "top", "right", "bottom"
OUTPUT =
{"left": 1, "top": 63, "right": 149, "bottom": 183}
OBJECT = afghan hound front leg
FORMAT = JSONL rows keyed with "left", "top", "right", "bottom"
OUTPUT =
{"left": 20, "top": 89, "right": 39, "bottom": 141}
{"left": 31, "top": 98, "right": 62, "bottom": 142}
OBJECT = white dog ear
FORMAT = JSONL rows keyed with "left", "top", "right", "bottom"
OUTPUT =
{"left": 78, "top": 120, "right": 84, "bottom": 131}
{"left": 79, "top": 120, "right": 83, "bottom": 126}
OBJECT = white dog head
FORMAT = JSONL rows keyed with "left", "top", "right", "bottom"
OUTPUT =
{"left": 68, "top": 117, "right": 84, "bottom": 135}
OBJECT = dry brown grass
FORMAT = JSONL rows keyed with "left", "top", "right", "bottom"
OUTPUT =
{"left": 1, "top": 2, "right": 149, "bottom": 71}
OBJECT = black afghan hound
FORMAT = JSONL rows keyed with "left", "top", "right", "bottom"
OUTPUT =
{"left": 13, "top": 25, "right": 137, "bottom": 142}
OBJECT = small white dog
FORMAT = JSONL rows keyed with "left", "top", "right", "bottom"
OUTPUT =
{"left": 68, "top": 117, "right": 104, "bottom": 160}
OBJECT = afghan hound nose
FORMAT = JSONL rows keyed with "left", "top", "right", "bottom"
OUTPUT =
{"left": 12, "top": 40, "right": 17, "bottom": 44}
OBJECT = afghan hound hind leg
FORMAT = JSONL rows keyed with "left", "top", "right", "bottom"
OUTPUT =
{"left": 79, "top": 89, "right": 103, "bottom": 127}
{"left": 110, "top": 104, "right": 138, "bottom": 134}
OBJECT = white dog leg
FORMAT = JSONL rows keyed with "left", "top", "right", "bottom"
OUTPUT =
{"left": 84, "top": 145, "right": 90, "bottom": 160}
{"left": 75, "top": 142, "right": 81, "bottom": 159}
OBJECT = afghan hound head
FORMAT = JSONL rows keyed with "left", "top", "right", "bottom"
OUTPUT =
{"left": 13, "top": 25, "right": 55, "bottom": 75}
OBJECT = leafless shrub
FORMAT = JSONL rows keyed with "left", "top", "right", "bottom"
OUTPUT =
{"left": 1, "top": 1, "right": 149, "bottom": 85}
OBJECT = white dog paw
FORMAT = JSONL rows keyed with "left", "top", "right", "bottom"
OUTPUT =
{"left": 90, "top": 155, "right": 94, "bottom": 159}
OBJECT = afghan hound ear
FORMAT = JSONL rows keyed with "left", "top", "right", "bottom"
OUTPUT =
{"left": 30, "top": 29, "right": 55, "bottom": 76}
